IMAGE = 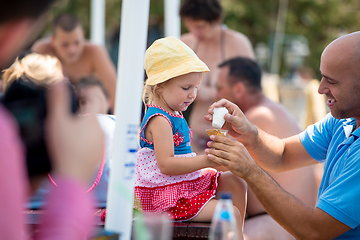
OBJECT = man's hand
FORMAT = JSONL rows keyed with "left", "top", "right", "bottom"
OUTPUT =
{"left": 45, "top": 82, "right": 104, "bottom": 185}
{"left": 205, "top": 99, "right": 258, "bottom": 145}
{"left": 205, "top": 135, "right": 260, "bottom": 180}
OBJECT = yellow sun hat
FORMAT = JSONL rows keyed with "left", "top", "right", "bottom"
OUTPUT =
{"left": 144, "top": 36, "right": 209, "bottom": 86}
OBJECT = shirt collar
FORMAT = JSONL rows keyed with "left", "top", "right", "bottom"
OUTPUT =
{"left": 342, "top": 118, "right": 360, "bottom": 139}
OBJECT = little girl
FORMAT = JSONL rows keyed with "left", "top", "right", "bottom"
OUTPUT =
{"left": 134, "top": 37, "right": 247, "bottom": 236}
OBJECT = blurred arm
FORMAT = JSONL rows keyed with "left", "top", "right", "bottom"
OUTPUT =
{"left": 0, "top": 106, "right": 27, "bottom": 240}
{"left": 92, "top": 45, "right": 117, "bottom": 113}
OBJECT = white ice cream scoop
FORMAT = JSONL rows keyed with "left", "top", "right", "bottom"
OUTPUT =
{"left": 212, "top": 107, "right": 228, "bottom": 129}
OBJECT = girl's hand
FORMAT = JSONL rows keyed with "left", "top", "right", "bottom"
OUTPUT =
{"left": 204, "top": 99, "right": 258, "bottom": 146}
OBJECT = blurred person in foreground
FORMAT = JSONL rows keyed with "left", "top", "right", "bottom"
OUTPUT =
{"left": 205, "top": 32, "right": 360, "bottom": 239}
{"left": 2, "top": 53, "right": 111, "bottom": 211}
{"left": 31, "top": 13, "right": 117, "bottom": 112}
{"left": 216, "top": 57, "right": 316, "bottom": 240}
{"left": 0, "top": 2, "right": 104, "bottom": 239}
{"left": 179, "top": 0, "right": 255, "bottom": 155}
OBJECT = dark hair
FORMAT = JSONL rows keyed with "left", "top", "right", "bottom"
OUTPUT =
{"left": 76, "top": 76, "right": 109, "bottom": 99}
{"left": 52, "top": 13, "right": 81, "bottom": 33}
{"left": 219, "top": 57, "right": 262, "bottom": 93}
{"left": 0, "top": 0, "right": 56, "bottom": 24}
{"left": 18, "top": 50, "right": 34, "bottom": 61}
{"left": 180, "top": 0, "right": 222, "bottom": 23}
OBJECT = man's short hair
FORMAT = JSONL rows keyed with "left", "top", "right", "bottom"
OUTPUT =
{"left": 0, "top": 0, "right": 56, "bottom": 24}
{"left": 180, "top": 0, "right": 222, "bottom": 23}
{"left": 219, "top": 57, "right": 262, "bottom": 93}
{"left": 76, "top": 76, "right": 109, "bottom": 99}
{"left": 52, "top": 13, "right": 81, "bottom": 33}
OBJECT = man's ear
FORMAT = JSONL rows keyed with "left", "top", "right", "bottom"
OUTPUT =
{"left": 0, "top": 19, "right": 34, "bottom": 68}
{"left": 50, "top": 31, "right": 58, "bottom": 47}
{"left": 233, "top": 82, "right": 245, "bottom": 100}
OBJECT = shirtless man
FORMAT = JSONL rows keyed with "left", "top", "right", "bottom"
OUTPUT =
{"left": 216, "top": 57, "right": 317, "bottom": 240}
{"left": 180, "top": 0, "right": 255, "bottom": 154}
{"left": 31, "top": 13, "right": 117, "bottom": 112}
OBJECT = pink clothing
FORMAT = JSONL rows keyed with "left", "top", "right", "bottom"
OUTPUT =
{"left": 134, "top": 105, "right": 221, "bottom": 221}
{"left": 135, "top": 148, "right": 202, "bottom": 187}
{"left": 0, "top": 105, "right": 95, "bottom": 240}
{"left": 134, "top": 148, "right": 220, "bottom": 220}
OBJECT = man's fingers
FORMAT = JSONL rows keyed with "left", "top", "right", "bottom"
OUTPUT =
{"left": 204, "top": 114, "right": 212, "bottom": 123}
{"left": 207, "top": 151, "right": 230, "bottom": 167}
{"left": 208, "top": 99, "right": 229, "bottom": 114}
{"left": 47, "top": 81, "right": 71, "bottom": 118}
{"left": 208, "top": 135, "right": 238, "bottom": 147}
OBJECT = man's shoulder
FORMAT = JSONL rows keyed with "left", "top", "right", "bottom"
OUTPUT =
{"left": 225, "top": 28, "right": 251, "bottom": 44}
{"left": 246, "top": 104, "right": 276, "bottom": 123}
{"left": 246, "top": 100, "right": 301, "bottom": 136}
{"left": 224, "top": 28, "right": 255, "bottom": 59}
{"left": 180, "top": 33, "right": 196, "bottom": 50}
{"left": 31, "top": 37, "right": 53, "bottom": 54}
{"left": 82, "top": 42, "right": 107, "bottom": 56}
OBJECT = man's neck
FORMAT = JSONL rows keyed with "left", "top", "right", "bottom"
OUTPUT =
{"left": 241, "top": 92, "right": 267, "bottom": 113}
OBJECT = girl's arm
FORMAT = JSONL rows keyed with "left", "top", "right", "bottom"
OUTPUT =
{"left": 146, "top": 115, "right": 217, "bottom": 175}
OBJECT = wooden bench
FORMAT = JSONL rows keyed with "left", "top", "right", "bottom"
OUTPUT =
{"left": 173, "top": 222, "right": 210, "bottom": 239}
{"left": 25, "top": 209, "right": 211, "bottom": 239}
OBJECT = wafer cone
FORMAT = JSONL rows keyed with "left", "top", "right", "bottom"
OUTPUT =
{"left": 206, "top": 129, "right": 228, "bottom": 137}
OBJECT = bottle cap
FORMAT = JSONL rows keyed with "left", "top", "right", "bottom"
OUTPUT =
{"left": 219, "top": 192, "right": 232, "bottom": 200}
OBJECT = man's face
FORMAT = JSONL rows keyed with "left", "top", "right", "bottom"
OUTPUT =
{"left": 51, "top": 25, "right": 85, "bottom": 64}
{"left": 183, "top": 18, "right": 218, "bottom": 41}
{"left": 216, "top": 66, "right": 235, "bottom": 102}
{"left": 318, "top": 41, "right": 360, "bottom": 120}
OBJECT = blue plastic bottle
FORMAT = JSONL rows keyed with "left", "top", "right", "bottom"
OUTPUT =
{"left": 209, "top": 192, "right": 239, "bottom": 240}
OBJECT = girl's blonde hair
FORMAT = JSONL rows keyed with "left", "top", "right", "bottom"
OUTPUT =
{"left": 142, "top": 81, "right": 166, "bottom": 113}
{"left": 2, "top": 53, "right": 63, "bottom": 93}
{"left": 142, "top": 81, "right": 162, "bottom": 108}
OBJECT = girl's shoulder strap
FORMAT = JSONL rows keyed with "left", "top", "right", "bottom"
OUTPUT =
{"left": 139, "top": 105, "right": 174, "bottom": 146}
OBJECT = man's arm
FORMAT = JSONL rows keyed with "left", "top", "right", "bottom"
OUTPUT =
{"left": 91, "top": 45, "right": 117, "bottom": 113}
{"left": 205, "top": 99, "right": 315, "bottom": 172}
{"left": 206, "top": 137, "right": 351, "bottom": 239}
{"left": 245, "top": 161, "right": 351, "bottom": 240}
{"left": 31, "top": 38, "right": 52, "bottom": 54}
{"left": 227, "top": 30, "right": 256, "bottom": 60}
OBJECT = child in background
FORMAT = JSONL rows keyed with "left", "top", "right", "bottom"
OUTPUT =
{"left": 76, "top": 76, "right": 111, "bottom": 115}
{"left": 135, "top": 37, "right": 246, "bottom": 237}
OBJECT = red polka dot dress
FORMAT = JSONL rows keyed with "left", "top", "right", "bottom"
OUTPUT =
{"left": 134, "top": 105, "right": 221, "bottom": 221}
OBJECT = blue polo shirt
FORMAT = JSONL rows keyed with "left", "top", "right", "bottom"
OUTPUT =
{"left": 299, "top": 113, "right": 360, "bottom": 239}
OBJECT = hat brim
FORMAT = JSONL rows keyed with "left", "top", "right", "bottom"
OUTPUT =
{"left": 146, "top": 57, "right": 209, "bottom": 86}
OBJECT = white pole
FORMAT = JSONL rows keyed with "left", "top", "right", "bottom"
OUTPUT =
{"left": 105, "top": 0, "right": 150, "bottom": 239}
{"left": 90, "top": 0, "right": 106, "bottom": 45}
{"left": 164, "top": 0, "right": 181, "bottom": 38}
{"left": 270, "top": 0, "right": 288, "bottom": 75}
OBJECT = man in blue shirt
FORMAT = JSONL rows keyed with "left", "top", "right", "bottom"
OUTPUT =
{"left": 205, "top": 31, "right": 360, "bottom": 239}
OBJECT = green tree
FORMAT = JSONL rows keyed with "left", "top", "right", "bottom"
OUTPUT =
{"left": 41, "top": 0, "right": 360, "bottom": 80}
{"left": 221, "top": 0, "right": 360, "bottom": 79}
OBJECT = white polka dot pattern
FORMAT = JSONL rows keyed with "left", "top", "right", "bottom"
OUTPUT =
{"left": 135, "top": 148, "right": 202, "bottom": 188}
{"left": 134, "top": 171, "right": 220, "bottom": 220}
